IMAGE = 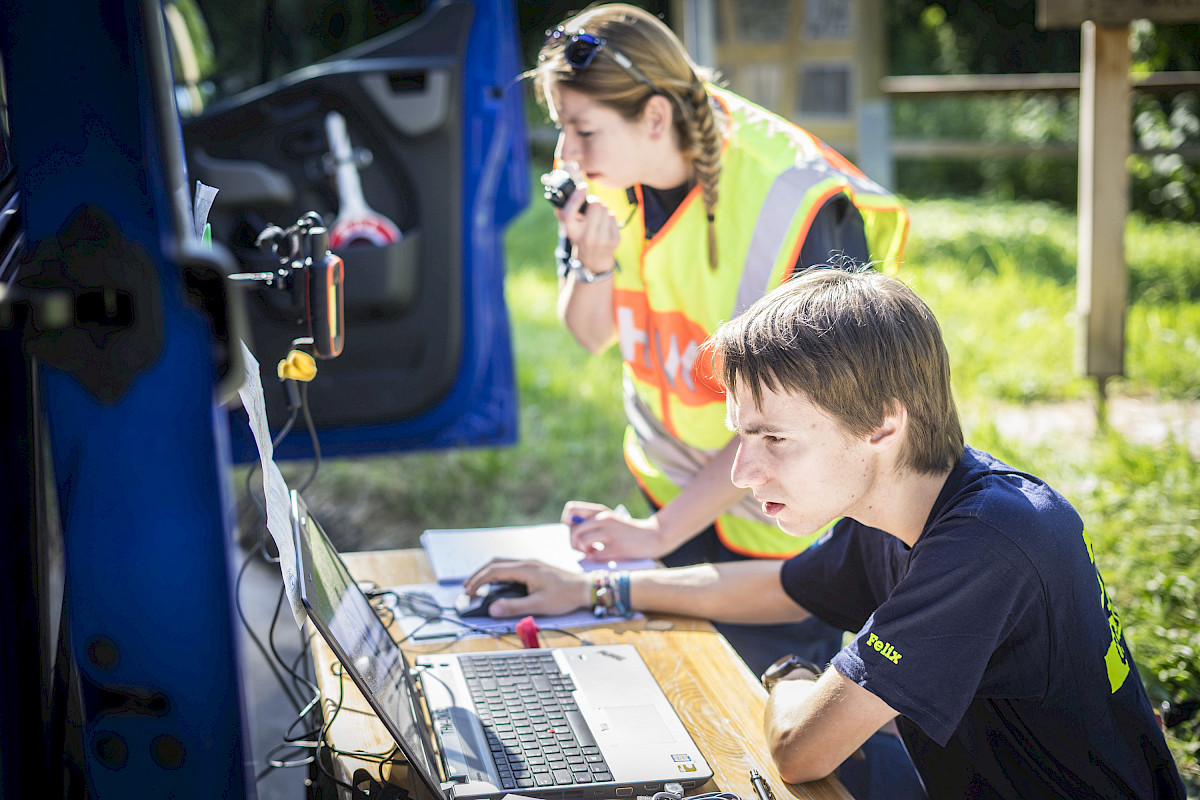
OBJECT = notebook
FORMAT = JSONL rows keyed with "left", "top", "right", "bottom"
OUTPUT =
{"left": 292, "top": 491, "right": 713, "bottom": 800}
{"left": 420, "top": 524, "right": 657, "bottom": 585}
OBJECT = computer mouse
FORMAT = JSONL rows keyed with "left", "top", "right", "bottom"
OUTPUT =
{"left": 455, "top": 581, "right": 528, "bottom": 618}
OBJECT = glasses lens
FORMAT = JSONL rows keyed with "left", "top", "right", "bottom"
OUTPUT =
{"left": 564, "top": 33, "right": 603, "bottom": 69}
{"left": 545, "top": 28, "right": 658, "bottom": 93}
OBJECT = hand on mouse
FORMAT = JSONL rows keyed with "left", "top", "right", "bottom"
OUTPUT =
{"left": 461, "top": 559, "right": 592, "bottom": 618}
{"left": 456, "top": 581, "right": 528, "bottom": 618}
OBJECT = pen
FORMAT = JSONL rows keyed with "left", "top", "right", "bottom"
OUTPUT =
{"left": 749, "top": 769, "right": 774, "bottom": 800}
{"left": 571, "top": 504, "right": 629, "bottom": 524}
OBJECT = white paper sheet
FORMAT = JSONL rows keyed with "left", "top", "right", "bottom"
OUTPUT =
{"left": 420, "top": 523, "right": 657, "bottom": 585}
{"left": 236, "top": 340, "right": 306, "bottom": 628}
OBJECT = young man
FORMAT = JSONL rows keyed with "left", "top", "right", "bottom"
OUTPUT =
{"left": 464, "top": 267, "right": 1185, "bottom": 798}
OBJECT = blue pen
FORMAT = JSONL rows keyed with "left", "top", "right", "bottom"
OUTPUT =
{"left": 570, "top": 514, "right": 606, "bottom": 557}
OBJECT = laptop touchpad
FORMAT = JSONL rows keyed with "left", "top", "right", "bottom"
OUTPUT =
{"left": 593, "top": 705, "right": 673, "bottom": 744}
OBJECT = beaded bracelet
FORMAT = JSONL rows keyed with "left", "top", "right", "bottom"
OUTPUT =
{"left": 612, "top": 570, "right": 632, "bottom": 618}
{"left": 590, "top": 572, "right": 614, "bottom": 617}
{"left": 590, "top": 571, "right": 634, "bottom": 619}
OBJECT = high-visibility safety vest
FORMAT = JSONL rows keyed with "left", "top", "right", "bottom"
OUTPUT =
{"left": 590, "top": 86, "right": 910, "bottom": 558}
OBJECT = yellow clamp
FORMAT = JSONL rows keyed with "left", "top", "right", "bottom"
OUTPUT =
{"left": 277, "top": 349, "right": 317, "bottom": 382}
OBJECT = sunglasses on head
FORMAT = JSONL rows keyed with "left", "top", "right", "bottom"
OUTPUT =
{"left": 544, "top": 28, "right": 661, "bottom": 94}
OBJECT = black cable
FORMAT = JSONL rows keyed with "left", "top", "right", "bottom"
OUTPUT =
{"left": 370, "top": 590, "right": 523, "bottom": 645}
{"left": 233, "top": 340, "right": 331, "bottom": 783}
{"left": 295, "top": 380, "right": 321, "bottom": 493}
{"left": 235, "top": 543, "right": 304, "bottom": 713}
{"left": 290, "top": 634, "right": 316, "bottom": 689}
{"left": 394, "top": 616, "right": 528, "bottom": 646}
{"left": 242, "top": 402, "right": 300, "bottom": 520}
{"left": 367, "top": 589, "right": 591, "bottom": 647}
{"left": 536, "top": 627, "right": 590, "bottom": 644}
{"left": 315, "top": 663, "right": 402, "bottom": 791}
{"left": 268, "top": 581, "right": 319, "bottom": 702}
{"left": 256, "top": 660, "right": 402, "bottom": 786}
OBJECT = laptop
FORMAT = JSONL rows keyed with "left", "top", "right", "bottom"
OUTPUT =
{"left": 291, "top": 491, "right": 713, "bottom": 800}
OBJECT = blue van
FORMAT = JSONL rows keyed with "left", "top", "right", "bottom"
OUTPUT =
{"left": 0, "top": 1, "right": 528, "bottom": 796}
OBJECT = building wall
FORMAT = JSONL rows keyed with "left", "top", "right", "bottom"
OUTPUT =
{"left": 669, "top": 0, "right": 893, "bottom": 186}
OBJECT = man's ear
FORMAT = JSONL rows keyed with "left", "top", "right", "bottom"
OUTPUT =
{"left": 869, "top": 401, "right": 907, "bottom": 450}
{"left": 642, "top": 94, "right": 674, "bottom": 139}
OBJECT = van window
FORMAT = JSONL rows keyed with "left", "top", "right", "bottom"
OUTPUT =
{"left": 166, "top": 0, "right": 427, "bottom": 116}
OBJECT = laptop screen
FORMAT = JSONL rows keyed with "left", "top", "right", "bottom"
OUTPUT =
{"left": 291, "top": 491, "right": 444, "bottom": 795}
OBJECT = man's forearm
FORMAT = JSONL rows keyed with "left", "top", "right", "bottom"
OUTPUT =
{"left": 628, "top": 560, "right": 810, "bottom": 625}
{"left": 763, "top": 668, "right": 900, "bottom": 785}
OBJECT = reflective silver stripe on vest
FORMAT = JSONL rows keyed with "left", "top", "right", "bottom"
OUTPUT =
{"left": 623, "top": 375, "right": 776, "bottom": 525}
{"left": 733, "top": 161, "right": 895, "bottom": 319}
{"left": 734, "top": 165, "right": 824, "bottom": 318}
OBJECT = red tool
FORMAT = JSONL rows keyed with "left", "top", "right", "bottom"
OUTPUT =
{"left": 516, "top": 616, "right": 541, "bottom": 649}
{"left": 324, "top": 110, "right": 402, "bottom": 250}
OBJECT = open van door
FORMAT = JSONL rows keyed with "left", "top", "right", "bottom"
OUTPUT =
{"left": 172, "top": 0, "right": 530, "bottom": 460}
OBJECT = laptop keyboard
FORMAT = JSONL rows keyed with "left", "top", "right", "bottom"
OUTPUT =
{"left": 460, "top": 653, "right": 613, "bottom": 790}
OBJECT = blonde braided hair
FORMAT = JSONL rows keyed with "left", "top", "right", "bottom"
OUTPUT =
{"left": 683, "top": 78, "right": 724, "bottom": 270}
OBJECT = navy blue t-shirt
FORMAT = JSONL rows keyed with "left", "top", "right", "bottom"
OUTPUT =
{"left": 781, "top": 446, "right": 1184, "bottom": 799}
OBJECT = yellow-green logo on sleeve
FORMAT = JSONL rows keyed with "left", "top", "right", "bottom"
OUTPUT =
{"left": 866, "top": 632, "right": 903, "bottom": 664}
{"left": 1082, "top": 528, "right": 1131, "bottom": 693}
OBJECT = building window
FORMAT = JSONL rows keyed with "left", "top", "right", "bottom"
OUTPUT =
{"left": 804, "top": 0, "right": 853, "bottom": 40}
{"left": 797, "top": 62, "right": 852, "bottom": 117}
{"left": 735, "top": 0, "right": 792, "bottom": 41}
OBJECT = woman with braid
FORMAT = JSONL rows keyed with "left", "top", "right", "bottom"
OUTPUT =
{"left": 535, "top": 4, "right": 909, "bottom": 677}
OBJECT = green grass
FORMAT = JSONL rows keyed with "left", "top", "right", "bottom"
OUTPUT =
{"left": 295, "top": 191, "right": 1200, "bottom": 785}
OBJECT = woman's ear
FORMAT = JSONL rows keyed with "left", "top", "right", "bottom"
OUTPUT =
{"left": 641, "top": 94, "right": 674, "bottom": 139}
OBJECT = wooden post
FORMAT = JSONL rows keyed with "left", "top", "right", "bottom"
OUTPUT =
{"left": 1076, "top": 21, "right": 1130, "bottom": 389}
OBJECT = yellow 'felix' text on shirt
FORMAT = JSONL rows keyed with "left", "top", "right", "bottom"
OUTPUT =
{"left": 866, "top": 632, "right": 903, "bottom": 664}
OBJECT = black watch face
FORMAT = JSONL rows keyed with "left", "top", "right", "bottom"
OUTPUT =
{"left": 763, "top": 653, "right": 821, "bottom": 689}
{"left": 762, "top": 654, "right": 799, "bottom": 686}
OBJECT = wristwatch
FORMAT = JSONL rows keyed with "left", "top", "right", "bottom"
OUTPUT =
{"left": 760, "top": 654, "right": 822, "bottom": 692}
{"left": 567, "top": 257, "right": 615, "bottom": 283}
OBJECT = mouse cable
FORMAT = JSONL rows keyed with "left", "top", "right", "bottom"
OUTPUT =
{"left": 366, "top": 588, "right": 455, "bottom": 619}
{"left": 533, "top": 626, "right": 590, "bottom": 645}
{"left": 362, "top": 590, "right": 515, "bottom": 646}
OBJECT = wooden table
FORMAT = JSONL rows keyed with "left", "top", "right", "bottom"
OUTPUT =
{"left": 309, "top": 548, "right": 851, "bottom": 800}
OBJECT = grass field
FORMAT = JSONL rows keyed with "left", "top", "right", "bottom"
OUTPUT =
{"left": 289, "top": 190, "right": 1200, "bottom": 785}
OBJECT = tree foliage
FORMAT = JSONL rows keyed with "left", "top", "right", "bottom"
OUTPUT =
{"left": 884, "top": 1, "right": 1200, "bottom": 220}
{"left": 887, "top": 0, "right": 1081, "bottom": 75}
